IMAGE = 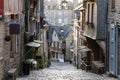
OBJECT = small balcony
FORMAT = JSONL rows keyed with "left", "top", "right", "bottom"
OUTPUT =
{"left": 85, "top": 0, "right": 94, "bottom": 2}
{"left": 83, "top": 22, "right": 105, "bottom": 40}
{"left": 50, "top": 47, "right": 62, "bottom": 53}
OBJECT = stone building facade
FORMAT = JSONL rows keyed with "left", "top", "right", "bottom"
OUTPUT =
{"left": 73, "top": 0, "right": 107, "bottom": 73}
{"left": 0, "top": 0, "right": 24, "bottom": 79}
{"left": 44, "top": 0, "right": 73, "bottom": 26}
{"left": 0, "top": 14, "right": 24, "bottom": 79}
{"left": 44, "top": 0, "right": 81, "bottom": 63}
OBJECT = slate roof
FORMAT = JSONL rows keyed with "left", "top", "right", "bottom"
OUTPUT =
{"left": 40, "top": 0, "right": 45, "bottom": 17}
{"left": 46, "top": 25, "right": 56, "bottom": 43}
{"left": 46, "top": 25, "right": 71, "bottom": 43}
{"left": 54, "top": 26, "right": 71, "bottom": 41}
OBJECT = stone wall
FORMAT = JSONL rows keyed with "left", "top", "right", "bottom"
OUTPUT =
{"left": 0, "top": 20, "right": 21, "bottom": 79}
{"left": 0, "top": 22, "right": 5, "bottom": 79}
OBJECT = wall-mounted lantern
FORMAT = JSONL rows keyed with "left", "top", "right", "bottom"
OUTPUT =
{"left": 61, "top": 28, "right": 64, "bottom": 33}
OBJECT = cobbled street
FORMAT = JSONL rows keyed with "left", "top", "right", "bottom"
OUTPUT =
{"left": 17, "top": 62, "right": 117, "bottom": 80}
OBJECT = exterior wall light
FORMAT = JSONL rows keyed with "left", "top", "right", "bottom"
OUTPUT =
{"left": 61, "top": 29, "right": 64, "bottom": 32}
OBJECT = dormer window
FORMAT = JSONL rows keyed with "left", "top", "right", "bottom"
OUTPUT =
{"left": 62, "top": 0, "right": 68, "bottom": 7}
{"left": 50, "top": 6, "right": 53, "bottom": 9}
{"left": 61, "top": 0, "right": 68, "bottom": 9}
{"left": 59, "top": 6, "right": 62, "bottom": 9}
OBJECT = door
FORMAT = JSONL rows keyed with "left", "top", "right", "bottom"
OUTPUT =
{"left": 109, "top": 25, "right": 118, "bottom": 76}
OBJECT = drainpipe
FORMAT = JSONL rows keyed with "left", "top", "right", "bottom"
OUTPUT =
{"left": 105, "top": 0, "right": 109, "bottom": 72}
{"left": 25, "top": 0, "right": 28, "bottom": 32}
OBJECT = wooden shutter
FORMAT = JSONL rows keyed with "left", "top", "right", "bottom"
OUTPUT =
{"left": 109, "top": 24, "right": 118, "bottom": 76}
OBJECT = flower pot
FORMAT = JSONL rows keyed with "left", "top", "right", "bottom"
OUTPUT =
{"left": 4, "top": 36, "right": 11, "bottom": 41}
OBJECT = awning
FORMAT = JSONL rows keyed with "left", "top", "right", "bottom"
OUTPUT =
{"left": 26, "top": 42, "right": 41, "bottom": 48}
{"left": 80, "top": 35, "right": 86, "bottom": 41}
{"left": 78, "top": 46, "right": 91, "bottom": 52}
{"left": 74, "top": 4, "right": 83, "bottom": 11}
{"left": 0, "top": 0, "right": 4, "bottom": 15}
{"left": 34, "top": 40, "right": 43, "bottom": 44}
{"left": 50, "top": 49, "right": 62, "bottom": 53}
{"left": 69, "top": 49, "right": 74, "bottom": 52}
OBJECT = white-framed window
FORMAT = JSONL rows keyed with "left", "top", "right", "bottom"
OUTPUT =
{"left": 86, "top": 3, "right": 94, "bottom": 23}
{"left": 64, "top": 18, "right": 68, "bottom": 24}
{"left": 59, "top": 6, "right": 62, "bottom": 9}
{"left": 58, "top": 19, "right": 62, "bottom": 23}
{"left": 59, "top": 12, "right": 62, "bottom": 16}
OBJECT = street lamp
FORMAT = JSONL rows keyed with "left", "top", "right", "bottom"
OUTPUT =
{"left": 61, "top": 28, "right": 64, "bottom": 33}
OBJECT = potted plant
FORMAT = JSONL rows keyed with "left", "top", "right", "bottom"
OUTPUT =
{"left": 40, "top": 29, "right": 44, "bottom": 33}
{"left": 4, "top": 35, "right": 11, "bottom": 41}
{"left": 36, "top": 52, "right": 44, "bottom": 69}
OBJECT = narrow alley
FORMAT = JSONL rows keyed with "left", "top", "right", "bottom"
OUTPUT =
{"left": 17, "top": 62, "right": 117, "bottom": 80}
{"left": 1, "top": 0, "right": 120, "bottom": 79}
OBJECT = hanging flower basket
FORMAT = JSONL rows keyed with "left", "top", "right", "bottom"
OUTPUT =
{"left": 4, "top": 36, "right": 11, "bottom": 41}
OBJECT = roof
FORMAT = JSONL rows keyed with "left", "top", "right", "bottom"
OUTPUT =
{"left": 78, "top": 46, "right": 91, "bottom": 52}
{"left": 46, "top": 25, "right": 57, "bottom": 43}
{"left": 26, "top": 42, "right": 41, "bottom": 48}
{"left": 74, "top": 4, "right": 84, "bottom": 11}
{"left": 46, "top": 24, "right": 71, "bottom": 42}
{"left": 54, "top": 26, "right": 70, "bottom": 41}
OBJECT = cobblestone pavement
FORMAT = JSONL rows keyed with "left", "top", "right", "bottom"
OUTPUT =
{"left": 17, "top": 62, "right": 118, "bottom": 80}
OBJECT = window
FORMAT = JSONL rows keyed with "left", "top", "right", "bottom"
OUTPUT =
{"left": 53, "top": 42, "right": 55, "bottom": 48}
{"left": 65, "top": 6, "right": 68, "bottom": 9}
{"left": 58, "top": 19, "right": 62, "bottom": 23}
{"left": 87, "top": 4, "right": 90, "bottom": 23}
{"left": 57, "top": 42, "right": 59, "bottom": 48}
{"left": 111, "top": 0, "right": 115, "bottom": 9}
{"left": 59, "top": 6, "right": 61, "bottom": 9}
{"left": 87, "top": 3, "right": 94, "bottom": 23}
{"left": 91, "top": 4, "right": 94, "bottom": 23}
{"left": 10, "top": 36, "right": 14, "bottom": 58}
{"left": 59, "top": 12, "right": 62, "bottom": 16}
{"left": 64, "top": 18, "right": 68, "bottom": 24}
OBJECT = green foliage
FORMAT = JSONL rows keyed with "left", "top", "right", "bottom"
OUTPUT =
{"left": 47, "top": 59, "right": 51, "bottom": 66}
{"left": 25, "top": 46, "right": 34, "bottom": 59}
{"left": 36, "top": 52, "right": 44, "bottom": 69}
{"left": 40, "top": 29, "right": 44, "bottom": 33}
